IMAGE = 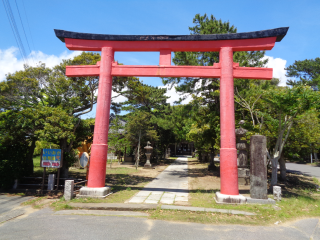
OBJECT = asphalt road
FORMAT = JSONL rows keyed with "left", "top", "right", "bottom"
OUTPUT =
{"left": 286, "top": 162, "right": 320, "bottom": 179}
{"left": 0, "top": 207, "right": 319, "bottom": 240}
{"left": 214, "top": 157, "right": 320, "bottom": 179}
{"left": 0, "top": 194, "right": 33, "bottom": 215}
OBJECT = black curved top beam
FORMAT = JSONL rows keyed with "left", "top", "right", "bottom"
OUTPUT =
{"left": 54, "top": 27, "right": 289, "bottom": 43}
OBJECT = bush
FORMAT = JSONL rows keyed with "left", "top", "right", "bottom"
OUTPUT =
{"left": 0, "top": 143, "right": 30, "bottom": 189}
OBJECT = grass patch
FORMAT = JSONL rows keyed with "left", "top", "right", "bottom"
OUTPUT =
{"left": 22, "top": 196, "right": 46, "bottom": 206}
{"left": 146, "top": 188, "right": 320, "bottom": 225}
{"left": 52, "top": 198, "right": 73, "bottom": 211}
{"left": 148, "top": 158, "right": 320, "bottom": 225}
{"left": 47, "top": 161, "right": 171, "bottom": 210}
{"left": 148, "top": 208, "right": 259, "bottom": 225}
{"left": 51, "top": 188, "right": 141, "bottom": 210}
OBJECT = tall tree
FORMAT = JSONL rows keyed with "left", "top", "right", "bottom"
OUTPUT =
{"left": 0, "top": 52, "right": 134, "bottom": 177}
{"left": 121, "top": 81, "right": 170, "bottom": 159}
{"left": 162, "top": 14, "right": 268, "bottom": 160}
{"left": 108, "top": 115, "right": 130, "bottom": 164}
{"left": 286, "top": 57, "right": 320, "bottom": 90}
{"left": 258, "top": 85, "right": 320, "bottom": 186}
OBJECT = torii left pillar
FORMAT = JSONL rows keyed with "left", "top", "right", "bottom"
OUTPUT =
{"left": 78, "top": 47, "right": 113, "bottom": 197}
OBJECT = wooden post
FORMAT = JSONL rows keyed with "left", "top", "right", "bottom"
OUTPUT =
{"left": 42, "top": 167, "right": 46, "bottom": 193}
{"left": 56, "top": 149, "right": 63, "bottom": 191}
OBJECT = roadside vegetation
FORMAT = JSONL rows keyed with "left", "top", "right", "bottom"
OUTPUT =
{"left": 147, "top": 158, "right": 320, "bottom": 225}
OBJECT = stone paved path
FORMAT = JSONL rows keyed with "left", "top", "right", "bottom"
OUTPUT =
{"left": 128, "top": 157, "right": 188, "bottom": 204}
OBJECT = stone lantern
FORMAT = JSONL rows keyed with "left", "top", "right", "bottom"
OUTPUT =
{"left": 144, "top": 141, "right": 153, "bottom": 169}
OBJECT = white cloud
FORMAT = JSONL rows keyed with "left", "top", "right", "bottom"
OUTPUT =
{"left": 160, "top": 84, "right": 193, "bottom": 105}
{"left": 264, "top": 55, "right": 287, "bottom": 86}
{"left": 112, "top": 91, "right": 128, "bottom": 103}
{"left": 95, "top": 88, "right": 128, "bottom": 104}
{"left": 0, "top": 47, "right": 82, "bottom": 81}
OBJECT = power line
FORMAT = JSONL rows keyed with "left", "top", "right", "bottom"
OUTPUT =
{"left": 14, "top": 0, "right": 35, "bottom": 65}
{"left": 7, "top": 0, "right": 28, "bottom": 62}
{"left": 22, "top": 0, "right": 36, "bottom": 55}
{"left": 2, "top": 0, "right": 25, "bottom": 63}
{"left": 2, "top": 0, "right": 28, "bottom": 65}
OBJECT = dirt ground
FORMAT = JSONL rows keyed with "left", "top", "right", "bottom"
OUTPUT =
{"left": 108, "top": 158, "right": 176, "bottom": 177}
{"left": 188, "top": 158, "right": 252, "bottom": 194}
{"left": 188, "top": 158, "right": 319, "bottom": 198}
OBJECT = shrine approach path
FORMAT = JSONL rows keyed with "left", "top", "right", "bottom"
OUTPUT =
{"left": 128, "top": 157, "right": 189, "bottom": 204}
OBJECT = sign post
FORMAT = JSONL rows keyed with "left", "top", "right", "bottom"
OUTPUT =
{"left": 40, "top": 149, "right": 63, "bottom": 192}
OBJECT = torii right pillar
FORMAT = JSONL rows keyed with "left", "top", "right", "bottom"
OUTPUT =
{"left": 215, "top": 47, "right": 246, "bottom": 203}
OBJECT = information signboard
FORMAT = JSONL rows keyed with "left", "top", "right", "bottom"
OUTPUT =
{"left": 41, "top": 149, "right": 62, "bottom": 168}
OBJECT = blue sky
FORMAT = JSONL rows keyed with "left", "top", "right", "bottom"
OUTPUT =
{"left": 1, "top": 0, "right": 319, "bottom": 118}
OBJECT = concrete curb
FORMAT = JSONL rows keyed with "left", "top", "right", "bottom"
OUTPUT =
{"left": 161, "top": 205, "right": 256, "bottom": 216}
{"left": 69, "top": 203, "right": 158, "bottom": 211}
{"left": 54, "top": 210, "right": 149, "bottom": 217}
{"left": 68, "top": 203, "right": 256, "bottom": 216}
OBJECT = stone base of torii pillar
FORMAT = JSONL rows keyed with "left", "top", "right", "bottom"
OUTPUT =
{"left": 215, "top": 192, "right": 247, "bottom": 204}
{"left": 77, "top": 186, "right": 111, "bottom": 198}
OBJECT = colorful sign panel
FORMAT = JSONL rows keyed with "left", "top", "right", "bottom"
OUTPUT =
{"left": 41, "top": 149, "right": 62, "bottom": 168}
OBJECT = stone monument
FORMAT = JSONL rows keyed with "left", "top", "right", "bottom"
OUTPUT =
{"left": 250, "top": 135, "right": 267, "bottom": 199}
{"left": 144, "top": 141, "right": 153, "bottom": 169}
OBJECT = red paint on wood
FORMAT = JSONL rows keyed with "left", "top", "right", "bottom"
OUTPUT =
{"left": 66, "top": 64, "right": 272, "bottom": 80}
{"left": 159, "top": 50, "right": 171, "bottom": 65}
{"left": 64, "top": 37, "right": 276, "bottom": 52}
{"left": 87, "top": 47, "right": 114, "bottom": 188}
{"left": 219, "top": 47, "right": 239, "bottom": 195}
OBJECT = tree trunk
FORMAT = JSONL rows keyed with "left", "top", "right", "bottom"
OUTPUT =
{"left": 279, "top": 153, "right": 286, "bottom": 182}
{"left": 135, "top": 130, "right": 141, "bottom": 170}
{"left": 60, "top": 138, "right": 69, "bottom": 178}
{"left": 270, "top": 157, "right": 280, "bottom": 188}
{"left": 26, "top": 138, "right": 36, "bottom": 175}
{"left": 208, "top": 149, "right": 216, "bottom": 171}
{"left": 314, "top": 151, "right": 319, "bottom": 162}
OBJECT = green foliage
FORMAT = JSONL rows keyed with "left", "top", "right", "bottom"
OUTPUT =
{"left": 108, "top": 115, "right": 130, "bottom": 156}
{"left": 161, "top": 14, "right": 268, "bottom": 158}
{"left": 0, "top": 52, "right": 102, "bottom": 176}
{"left": 121, "top": 80, "right": 168, "bottom": 113}
{"left": 0, "top": 141, "right": 30, "bottom": 189}
{"left": 285, "top": 109, "right": 320, "bottom": 160}
{"left": 286, "top": 57, "right": 320, "bottom": 89}
{"left": 125, "top": 111, "right": 158, "bottom": 145}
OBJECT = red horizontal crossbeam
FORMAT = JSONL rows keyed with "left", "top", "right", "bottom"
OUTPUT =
{"left": 65, "top": 37, "right": 277, "bottom": 52}
{"left": 66, "top": 62, "right": 272, "bottom": 80}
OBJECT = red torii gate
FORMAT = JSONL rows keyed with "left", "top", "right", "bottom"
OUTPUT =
{"left": 55, "top": 27, "right": 288, "bottom": 202}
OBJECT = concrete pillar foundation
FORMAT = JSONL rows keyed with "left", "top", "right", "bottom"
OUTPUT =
{"left": 215, "top": 192, "right": 246, "bottom": 204}
{"left": 78, "top": 186, "right": 111, "bottom": 198}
